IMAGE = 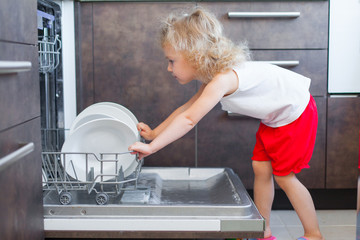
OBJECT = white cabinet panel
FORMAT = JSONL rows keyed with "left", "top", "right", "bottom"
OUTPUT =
{"left": 328, "top": 0, "right": 360, "bottom": 93}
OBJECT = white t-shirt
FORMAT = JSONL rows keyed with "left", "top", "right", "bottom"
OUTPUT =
{"left": 220, "top": 61, "right": 311, "bottom": 128}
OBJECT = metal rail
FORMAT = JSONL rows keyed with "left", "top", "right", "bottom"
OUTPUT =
{"left": 0, "top": 61, "right": 32, "bottom": 74}
{"left": 228, "top": 11, "right": 300, "bottom": 18}
{"left": 0, "top": 143, "right": 34, "bottom": 172}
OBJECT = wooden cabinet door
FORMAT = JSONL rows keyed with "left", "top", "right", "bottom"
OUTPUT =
{"left": 0, "top": 118, "right": 43, "bottom": 240}
{"left": 77, "top": 2, "right": 197, "bottom": 167}
{"left": 0, "top": 0, "right": 37, "bottom": 45}
{"left": 197, "top": 1, "right": 328, "bottom": 49}
{"left": 326, "top": 97, "right": 360, "bottom": 188}
{"left": 0, "top": 42, "right": 40, "bottom": 130}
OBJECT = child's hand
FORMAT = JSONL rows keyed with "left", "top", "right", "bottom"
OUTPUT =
{"left": 128, "top": 142, "right": 153, "bottom": 160}
{"left": 137, "top": 122, "right": 155, "bottom": 140}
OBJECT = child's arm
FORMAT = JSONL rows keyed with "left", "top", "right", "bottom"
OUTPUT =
{"left": 138, "top": 84, "right": 206, "bottom": 140}
{"left": 129, "top": 71, "right": 237, "bottom": 159}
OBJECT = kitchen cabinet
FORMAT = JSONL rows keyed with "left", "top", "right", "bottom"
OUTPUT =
{"left": 0, "top": 0, "right": 44, "bottom": 239}
{"left": 75, "top": 1, "right": 329, "bottom": 189}
{"left": 0, "top": 42, "right": 40, "bottom": 130}
{"left": 0, "top": 0, "right": 37, "bottom": 44}
{"left": 0, "top": 119, "right": 43, "bottom": 240}
{"left": 328, "top": 0, "right": 360, "bottom": 93}
{"left": 326, "top": 97, "right": 360, "bottom": 189}
{"left": 326, "top": 0, "right": 360, "bottom": 190}
{"left": 199, "top": 1, "right": 328, "bottom": 50}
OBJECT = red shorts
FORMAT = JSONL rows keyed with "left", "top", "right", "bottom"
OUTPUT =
{"left": 252, "top": 95, "right": 318, "bottom": 176}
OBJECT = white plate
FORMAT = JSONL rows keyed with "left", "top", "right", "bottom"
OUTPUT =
{"left": 62, "top": 118, "right": 138, "bottom": 182}
{"left": 70, "top": 104, "right": 139, "bottom": 140}
{"left": 92, "top": 102, "right": 138, "bottom": 127}
{"left": 69, "top": 113, "right": 112, "bottom": 135}
{"left": 93, "top": 102, "right": 138, "bottom": 125}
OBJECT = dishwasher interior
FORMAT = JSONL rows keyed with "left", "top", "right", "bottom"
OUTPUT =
{"left": 41, "top": 129, "right": 264, "bottom": 239}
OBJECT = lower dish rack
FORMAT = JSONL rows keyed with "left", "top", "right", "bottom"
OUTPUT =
{"left": 41, "top": 128, "right": 144, "bottom": 205}
{"left": 42, "top": 125, "right": 143, "bottom": 205}
{"left": 42, "top": 151, "right": 143, "bottom": 205}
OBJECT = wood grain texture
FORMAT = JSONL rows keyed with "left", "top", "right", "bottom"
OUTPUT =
{"left": 326, "top": 97, "right": 360, "bottom": 189}
{"left": 0, "top": 42, "right": 40, "bottom": 131}
{"left": 198, "top": 1, "right": 328, "bottom": 49}
{"left": 0, "top": 118, "right": 44, "bottom": 240}
{"left": 0, "top": 0, "right": 37, "bottom": 44}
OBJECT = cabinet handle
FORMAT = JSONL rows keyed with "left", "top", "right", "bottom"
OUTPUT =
{"left": 329, "top": 94, "right": 359, "bottom": 98}
{"left": 0, "top": 61, "right": 32, "bottom": 74}
{"left": 227, "top": 111, "right": 241, "bottom": 117}
{"left": 0, "top": 142, "right": 34, "bottom": 172}
{"left": 256, "top": 60, "right": 300, "bottom": 67}
{"left": 228, "top": 12, "right": 300, "bottom": 18}
{"left": 226, "top": 111, "right": 252, "bottom": 118}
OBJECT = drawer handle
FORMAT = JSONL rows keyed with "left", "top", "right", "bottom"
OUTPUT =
{"left": 0, "top": 142, "right": 34, "bottom": 172}
{"left": 227, "top": 111, "right": 243, "bottom": 117}
{"left": 256, "top": 60, "right": 300, "bottom": 67}
{"left": 0, "top": 61, "right": 32, "bottom": 74}
{"left": 228, "top": 12, "right": 300, "bottom": 18}
{"left": 226, "top": 111, "right": 255, "bottom": 118}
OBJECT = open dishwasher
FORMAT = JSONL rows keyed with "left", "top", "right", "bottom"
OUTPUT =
{"left": 37, "top": 1, "right": 264, "bottom": 237}
{"left": 42, "top": 131, "right": 264, "bottom": 239}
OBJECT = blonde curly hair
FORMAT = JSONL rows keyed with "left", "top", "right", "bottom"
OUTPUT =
{"left": 160, "top": 7, "right": 250, "bottom": 83}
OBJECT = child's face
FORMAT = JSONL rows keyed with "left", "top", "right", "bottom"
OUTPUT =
{"left": 163, "top": 45, "right": 196, "bottom": 85}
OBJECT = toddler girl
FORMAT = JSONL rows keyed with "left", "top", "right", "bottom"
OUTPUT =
{"left": 129, "top": 7, "right": 324, "bottom": 240}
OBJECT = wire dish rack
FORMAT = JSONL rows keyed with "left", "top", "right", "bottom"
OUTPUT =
{"left": 41, "top": 129, "right": 143, "bottom": 205}
{"left": 38, "top": 34, "right": 61, "bottom": 74}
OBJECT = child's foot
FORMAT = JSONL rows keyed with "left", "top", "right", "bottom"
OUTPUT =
{"left": 259, "top": 236, "right": 277, "bottom": 240}
{"left": 247, "top": 236, "right": 277, "bottom": 240}
{"left": 260, "top": 236, "right": 277, "bottom": 240}
{"left": 297, "top": 236, "right": 325, "bottom": 240}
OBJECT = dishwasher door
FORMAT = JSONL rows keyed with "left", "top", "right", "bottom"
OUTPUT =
{"left": 43, "top": 167, "right": 264, "bottom": 239}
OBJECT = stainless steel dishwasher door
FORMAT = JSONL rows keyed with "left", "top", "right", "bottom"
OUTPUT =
{"left": 43, "top": 167, "right": 265, "bottom": 239}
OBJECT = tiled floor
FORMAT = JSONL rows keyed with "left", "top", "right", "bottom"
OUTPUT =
{"left": 269, "top": 209, "right": 356, "bottom": 240}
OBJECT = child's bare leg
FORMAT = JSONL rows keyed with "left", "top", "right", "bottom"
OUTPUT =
{"left": 274, "top": 173, "right": 324, "bottom": 240}
{"left": 252, "top": 161, "right": 274, "bottom": 238}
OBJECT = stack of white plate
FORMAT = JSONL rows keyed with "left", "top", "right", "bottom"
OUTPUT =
{"left": 61, "top": 102, "right": 140, "bottom": 182}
